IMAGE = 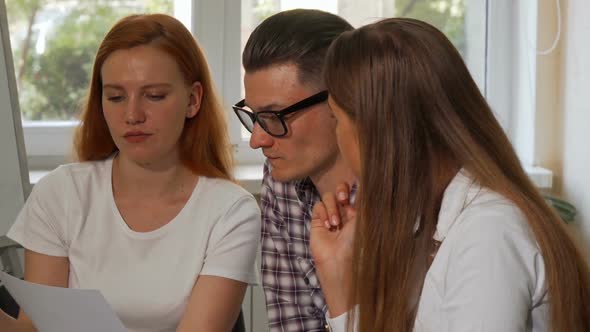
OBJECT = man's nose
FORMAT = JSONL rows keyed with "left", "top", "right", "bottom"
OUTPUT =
{"left": 249, "top": 123, "right": 274, "bottom": 149}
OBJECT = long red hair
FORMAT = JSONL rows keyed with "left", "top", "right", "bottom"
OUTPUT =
{"left": 74, "top": 14, "right": 233, "bottom": 180}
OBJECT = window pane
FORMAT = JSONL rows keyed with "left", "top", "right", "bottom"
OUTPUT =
{"left": 239, "top": 0, "right": 485, "bottom": 140}
{"left": 6, "top": 0, "right": 173, "bottom": 122}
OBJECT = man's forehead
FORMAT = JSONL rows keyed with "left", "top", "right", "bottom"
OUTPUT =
{"left": 244, "top": 73, "right": 315, "bottom": 111}
{"left": 244, "top": 63, "right": 301, "bottom": 87}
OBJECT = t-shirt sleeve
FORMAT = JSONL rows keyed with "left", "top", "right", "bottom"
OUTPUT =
{"left": 199, "top": 194, "right": 261, "bottom": 285}
{"left": 6, "top": 170, "right": 69, "bottom": 257}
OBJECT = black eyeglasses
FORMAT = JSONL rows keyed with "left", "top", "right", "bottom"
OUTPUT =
{"left": 232, "top": 90, "right": 328, "bottom": 137}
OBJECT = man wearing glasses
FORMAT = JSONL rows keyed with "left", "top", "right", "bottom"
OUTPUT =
{"left": 233, "top": 9, "right": 355, "bottom": 332}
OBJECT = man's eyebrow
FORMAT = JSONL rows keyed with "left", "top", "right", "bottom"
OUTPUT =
{"left": 244, "top": 102, "right": 285, "bottom": 112}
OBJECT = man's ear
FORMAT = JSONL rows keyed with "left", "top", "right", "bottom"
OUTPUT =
{"left": 186, "top": 81, "right": 203, "bottom": 118}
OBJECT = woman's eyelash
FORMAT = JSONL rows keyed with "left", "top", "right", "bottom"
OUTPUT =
{"left": 107, "top": 96, "right": 123, "bottom": 102}
{"left": 146, "top": 94, "right": 166, "bottom": 101}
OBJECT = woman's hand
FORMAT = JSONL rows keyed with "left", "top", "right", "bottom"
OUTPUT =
{"left": 0, "top": 308, "right": 13, "bottom": 324}
{"left": 311, "top": 182, "right": 356, "bottom": 266}
{"left": 1, "top": 310, "right": 37, "bottom": 332}
{"left": 1, "top": 309, "right": 20, "bottom": 331}
{"left": 310, "top": 182, "right": 356, "bottom": 317}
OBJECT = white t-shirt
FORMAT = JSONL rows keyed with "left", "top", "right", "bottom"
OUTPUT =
{"left": 7, "top": 158, "right": 261, "bottom": 332}
{"left": 327, "top": 170, "right": 549, "bottom": 332}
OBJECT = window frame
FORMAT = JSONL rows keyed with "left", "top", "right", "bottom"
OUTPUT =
{"left": 486, "top": 0, "right": 539, "bottom": 167}
{"left": 21, "top": 0, "right": 539, "bottom": 173}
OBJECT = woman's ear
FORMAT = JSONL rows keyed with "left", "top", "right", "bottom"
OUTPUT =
{"left": 186, "top": 81, "right": 203, "bottom": 118}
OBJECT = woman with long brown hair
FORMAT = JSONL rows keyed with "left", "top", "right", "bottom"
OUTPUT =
{"left": 1, "top": 14, "right": 260, "bottom": 331}
{"left": 310, "top": 18, "right": 590, "bottom": 331}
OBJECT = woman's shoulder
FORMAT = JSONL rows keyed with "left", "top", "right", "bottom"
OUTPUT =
{"left": 197, "top": 177, "right": 256, "bottom": 203}
{"left": 191, "top": 177, "right": 259, "bottom": 219}
{"left": 437, "top": 170, "right": 533, "bottom": 242}
{"left": 439, "top": 173, "right": 543, "bottom": 273}
{"left": 428, "top": 188, "right": 548, "bottom": 318}
{"left": 34, "top": 159, "right": 112, "bottom": 193}
{"left": 187, "top": 177, "right": 260, "bottom": 231}
{"left": 459, "top": 185, "right": 534, "bottom": 245}
{"left": 435, "top": 170, "right": 543, "bottom": 274}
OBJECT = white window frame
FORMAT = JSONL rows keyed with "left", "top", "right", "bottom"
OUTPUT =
{"left": 23, "top": 121, "right": 75, "bottom": 169}
{"left": 192, "top": 0, "right": 264, "bottom": 165}
{"left": 486, "top": 0, "right": 552, "bottom": 188}
{"left": 487, "top": 0, "right": 538, "bottom": 167}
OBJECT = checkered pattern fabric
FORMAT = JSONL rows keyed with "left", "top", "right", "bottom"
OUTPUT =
{"left": 260, "top": 161, "right": 355, "bottom": 332}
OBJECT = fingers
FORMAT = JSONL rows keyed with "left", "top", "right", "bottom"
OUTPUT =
{"left": 325, "top": 183, "right": 354, "bottom": 227}
{"left": 312, "top": 201, "right": 330, "bottom": 229}
{"left": 313, "top": 182, "right": 355, "bottom": 231}
{"left": 310, "top": 217, "right": 326, "bottom": 230}
{"left": 322, "top": 192, "right": 342, "bottom": 227}
{"left": 335, "top": 183, "right": 351, "bottom": 206}
{"left": 342, "top": 205, "right": 357, "bottom": 224}
{"left": 312, "top": 194, "right": 342, "bottom": 230}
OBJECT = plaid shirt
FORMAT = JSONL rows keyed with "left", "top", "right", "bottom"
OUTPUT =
{"left": 260, "top": 161, "right": 355, "bottom": 332}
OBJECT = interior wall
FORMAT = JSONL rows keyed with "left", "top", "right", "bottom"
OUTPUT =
{"left": 536, "top": 0, "right": 590, "bottom": 255}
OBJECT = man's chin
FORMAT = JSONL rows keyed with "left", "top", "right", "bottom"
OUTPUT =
{"left": 270, "top": 168, "right": 302, "bottom": 183}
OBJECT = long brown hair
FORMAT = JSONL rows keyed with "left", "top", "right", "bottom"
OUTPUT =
{"left": 324, "top": 18, "right": 590, "bottom": 332}
{"left": 74, "top": 14, "right": 233, "bottom": 180}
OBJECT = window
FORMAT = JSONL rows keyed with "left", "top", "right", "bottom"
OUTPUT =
{"left": 6, "top": 0, "right": 528, "bottom": 172}
{"left": 485, "top": 0, "right": 541, "bottom": 168}
{"left": 203, "top": 0, "right": 539, "bottom": 175}
{"left": 233, "top": 0, "right": 486, "bottom": 157}
{"left": 5, "top": 0, "right": 183, "bottom": 169}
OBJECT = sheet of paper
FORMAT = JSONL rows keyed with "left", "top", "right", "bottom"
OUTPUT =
{"left": 0, "top": 270, "right": 127, "bottom": 332}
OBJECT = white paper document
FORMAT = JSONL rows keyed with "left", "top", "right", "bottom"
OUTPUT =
{"left": 0, "top": 270, "right": 127, "bottom": 332}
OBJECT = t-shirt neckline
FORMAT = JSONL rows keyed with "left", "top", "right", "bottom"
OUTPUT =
{"left": 106, "top": 156, "right": 203, "bottom": 239}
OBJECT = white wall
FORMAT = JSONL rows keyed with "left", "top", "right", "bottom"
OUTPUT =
{"left": 555, "top": 0, "right": 590, "bottom": 251}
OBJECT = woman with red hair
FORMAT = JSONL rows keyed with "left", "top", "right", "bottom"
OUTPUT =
{"left": 1, "top": 14, "right": 260, "bottom": 331}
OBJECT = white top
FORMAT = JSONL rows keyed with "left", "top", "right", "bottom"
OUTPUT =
{"left": 326, "top": 170, "right": 549, "bottom": 332}
{"left": 7, "top": 158, "right": 261, "bottom": 332}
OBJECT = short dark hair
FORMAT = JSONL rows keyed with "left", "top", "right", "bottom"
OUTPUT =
{"left": 243, "top": 9, "right": 353, "bottom": 88}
